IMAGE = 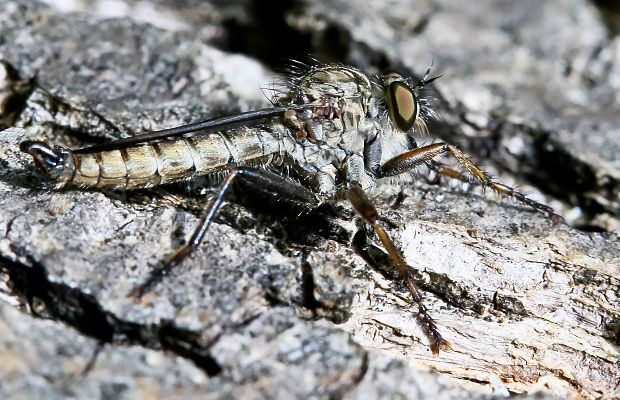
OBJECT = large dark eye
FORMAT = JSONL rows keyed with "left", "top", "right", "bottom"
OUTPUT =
{"left": 386, "top": 81, "right": 418, "bottom": 132}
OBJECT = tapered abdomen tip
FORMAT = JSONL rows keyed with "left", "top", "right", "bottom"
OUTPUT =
{"left": 19, "top": 140, "right": 75, "bottom": 185}
{"left": 20, "top": 140, "right": 47, "bottom": 153}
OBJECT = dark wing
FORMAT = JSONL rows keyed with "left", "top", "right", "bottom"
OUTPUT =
{"left": 73, "top": 104, "right": 310, "bottom": 154}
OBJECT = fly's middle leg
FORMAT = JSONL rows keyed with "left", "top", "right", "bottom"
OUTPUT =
{"left": 379, "top": 143, "right": 564, "bottom": 222}
{"left": 132, "top": 167, "right": 320, "bottom": 298}
{"left": 347, "top": 181, "right": 450, "bottom": 355}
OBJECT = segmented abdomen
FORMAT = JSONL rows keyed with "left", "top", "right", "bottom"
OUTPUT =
{"left": 72, "top": 128, "right": 287, "bottom": 189}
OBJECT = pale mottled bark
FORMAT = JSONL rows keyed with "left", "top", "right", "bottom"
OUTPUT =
{"left": 0, "top": 1, "right": 618, "bottom": 399}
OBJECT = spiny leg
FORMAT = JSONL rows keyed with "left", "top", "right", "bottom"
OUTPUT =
{"left": 380, "top": 143, "right": 564, "bottom": 222}
{"left": 347, "top": 181, "right": 449, "bottom": 354}
{"left": 426, "top": 161, "right": 472, "bottom": 185}
{"left": 131, "top": 167, "right": 320, "bottom": 298}
{"left": 425, "top": 160, "right": 564, "bottom": 225}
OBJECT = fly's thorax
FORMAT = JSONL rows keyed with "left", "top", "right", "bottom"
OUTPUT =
{"left": 294, "top": 66, "right": 374, "bottom": 104}
{"left": 283, "top": 66, "right": 378, "bottom": 131}
{"left": 274, "top": 65, "right": 389, "bottom": 195}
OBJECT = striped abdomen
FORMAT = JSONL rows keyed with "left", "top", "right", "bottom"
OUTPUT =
{"left": 22, "top": 127, "right": 291, "bottom": 190}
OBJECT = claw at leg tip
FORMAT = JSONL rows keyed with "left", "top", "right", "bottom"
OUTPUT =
{"left": 431, "top": 339, "right": 452, "bottom": 356}
{"left": 127, "top": 287, "right": 147, "bottom": 304}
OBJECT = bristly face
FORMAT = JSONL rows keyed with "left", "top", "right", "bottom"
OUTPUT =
{"left": 374, "top": 67, "right": 440, "bottom": 138}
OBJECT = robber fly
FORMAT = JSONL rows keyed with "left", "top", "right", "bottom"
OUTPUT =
{"left": 20, "top": 60, "right": 562, "bottom": 354}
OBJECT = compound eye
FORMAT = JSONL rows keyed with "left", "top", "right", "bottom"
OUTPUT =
{"left": 386, "top": 81, "right": 418, "bottom": 132}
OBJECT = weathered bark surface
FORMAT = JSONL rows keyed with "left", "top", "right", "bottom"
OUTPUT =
{"left": 0, "top": 1, "right": 618, "bottom": 399}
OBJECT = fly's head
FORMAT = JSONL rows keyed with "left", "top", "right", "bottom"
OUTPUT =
{"left": 20, "top": 140, "right": 75, "bottom": 188}
{"left": 374, "top": 66, "right": 440, "bottom": 137}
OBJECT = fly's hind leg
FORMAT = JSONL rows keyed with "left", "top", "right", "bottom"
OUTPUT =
{"left": 131, "top": 167, "right": 320, "bottom": 298}
{"left": 380, "top": 143, "right": 564, "bottom": 222}
{"left": 348, "top": 181, "right": 449, "bottom": 354}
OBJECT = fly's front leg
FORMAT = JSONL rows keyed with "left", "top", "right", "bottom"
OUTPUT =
{"left": 379, "top": 143, "right": 564, "bottom": 222}
{"left": 347, "top": 181, "right": 449, "bottom": 354}
{"left": 132, "top": 167, "right": 320, "bottom": 298}
{"left": 426, "top": 161, "right": 472, "bottom": 185}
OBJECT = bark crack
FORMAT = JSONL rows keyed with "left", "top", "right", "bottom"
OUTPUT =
{"left": 0, "top": 253, "right": 223, "bottom": 376}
